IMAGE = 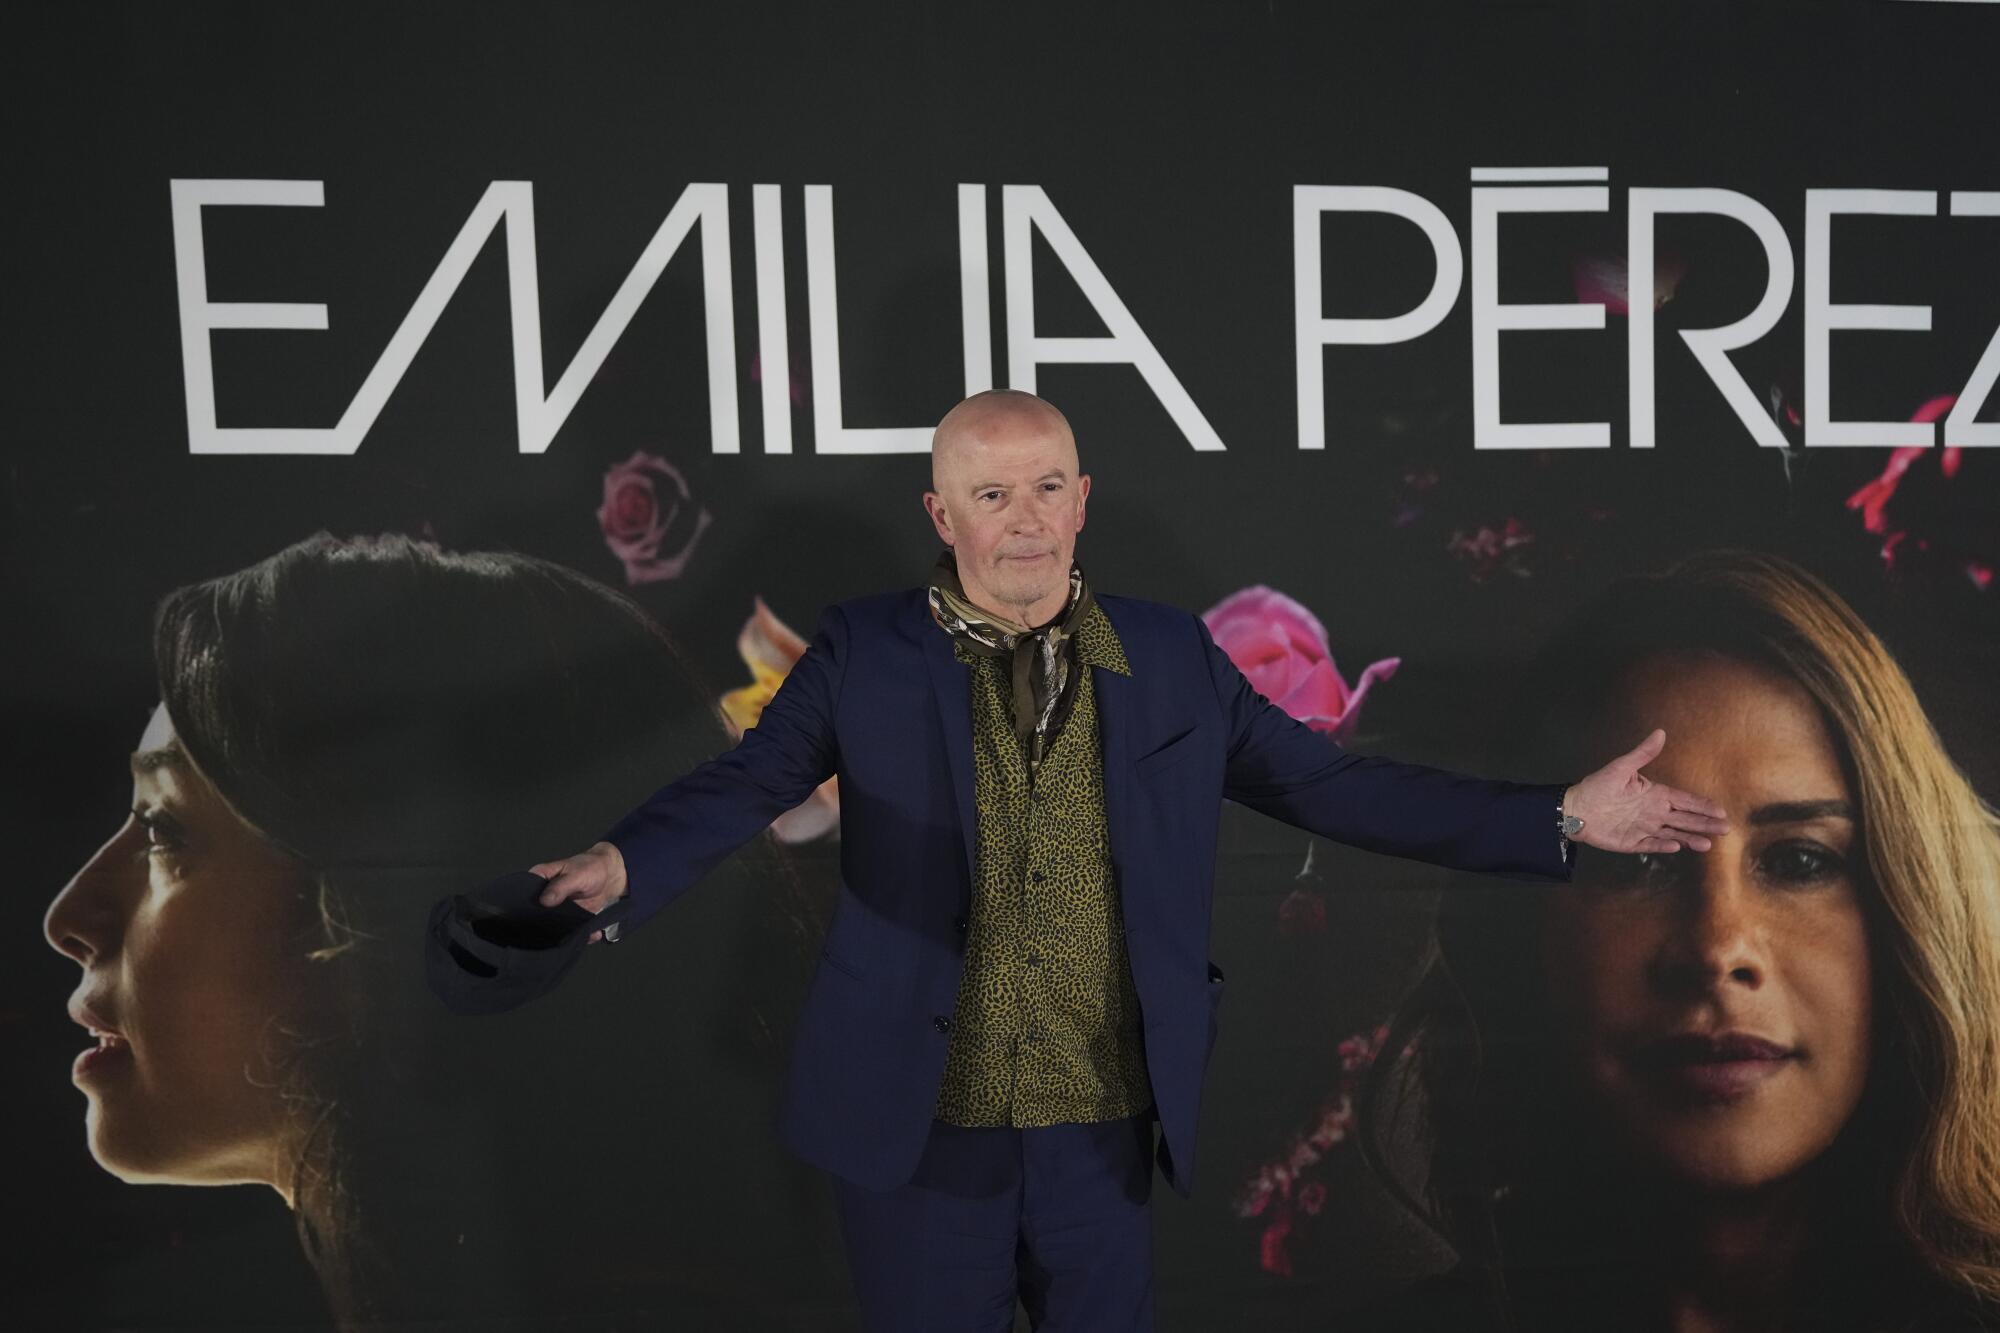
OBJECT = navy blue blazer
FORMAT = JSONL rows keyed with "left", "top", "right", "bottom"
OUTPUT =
{"left": 600, "top": 587, "right": 1575, "bottom": 1197}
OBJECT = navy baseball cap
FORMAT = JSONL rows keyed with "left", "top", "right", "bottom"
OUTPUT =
{"left": 424, "top": 869, "right": 632, "bottom": 1016}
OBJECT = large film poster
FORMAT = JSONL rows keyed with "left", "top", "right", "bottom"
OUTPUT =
{"left": 10, "top": 4, "right": 1999, "bottom": 1330}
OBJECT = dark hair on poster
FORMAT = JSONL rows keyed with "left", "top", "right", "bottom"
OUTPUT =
{"left": 143, "top": 530, "right": 834, "bottom": 1328}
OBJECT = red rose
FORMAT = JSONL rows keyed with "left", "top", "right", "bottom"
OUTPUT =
{"left": 597, "top": 449, "right": 712, "bottom": 585}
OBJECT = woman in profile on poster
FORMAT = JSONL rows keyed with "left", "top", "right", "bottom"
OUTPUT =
{"left": 43, "top": 531, "right": 840, "bottom": 1330}
{"left": 1362, "top": 548, "right": 2000, "bottom": 1331}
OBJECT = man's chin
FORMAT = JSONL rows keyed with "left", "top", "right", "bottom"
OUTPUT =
{"left": 993, "top": 577, "right": 1056, "bottom": 606}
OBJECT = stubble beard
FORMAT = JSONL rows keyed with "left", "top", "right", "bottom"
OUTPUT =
{"left": 1004, "top": 577, "right": 1064, "bottom": 625}
{"left": 975, "top": 559, "right": 1058, "bottom": 624}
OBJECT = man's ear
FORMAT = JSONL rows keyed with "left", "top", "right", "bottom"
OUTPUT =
{"left": 923, "top": 491, "right": 954, "bottom": 544}
{"left": 1074, "top": 473, "right": 1091, "bottom": 530}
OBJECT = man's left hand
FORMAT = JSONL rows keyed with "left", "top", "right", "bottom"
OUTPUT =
{"left": 1565, "top": 728, "right": 1730, "bottom": 854}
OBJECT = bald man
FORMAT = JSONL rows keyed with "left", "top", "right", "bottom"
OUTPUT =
{"left": 534, "top": 389, "right": 1728, "bottom": 1331}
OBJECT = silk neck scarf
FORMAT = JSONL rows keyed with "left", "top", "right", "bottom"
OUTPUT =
{"left": 927, "top": 548, "right": 1094, "bottom": 776}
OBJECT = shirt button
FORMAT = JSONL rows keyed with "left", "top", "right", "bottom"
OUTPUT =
{"left": 1029, "top": 870, "right": 1046, "bottom": 884}
{"left": 933, "top": 1015, "right": 952, "bottom": 1034}
{"left": 1025, "top": 951, "right": 1041, "bottom": 965}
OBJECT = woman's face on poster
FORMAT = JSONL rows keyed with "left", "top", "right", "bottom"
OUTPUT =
{"left": 1542, "top": 652, "right": 1873, "bottom": 1192}
{"left": 43, "top": 701, "right": 316, "bottom": 1194}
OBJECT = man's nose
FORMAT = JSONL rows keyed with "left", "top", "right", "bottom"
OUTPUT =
{"left": 1648, "top": 854, "right": 1767, "bottom": 996}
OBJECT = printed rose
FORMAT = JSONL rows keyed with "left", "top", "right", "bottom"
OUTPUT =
{"left": 598, "top": 449, "right": 713, "bottom": 586}
{"left": 720, "top": 597, "right": 840, "bottom": 842}
{"left": 1446, "top": 516, "right": 1536, "bottom": 583}
{"left": 1201, "top": 586, "right": 1399, "bottom": 742}
{"left": 1844, "top": 395, "right": 1992, "bottom": 591}
{"left": 1235, "top": 1024, "right": 1392, "bottom": 1276}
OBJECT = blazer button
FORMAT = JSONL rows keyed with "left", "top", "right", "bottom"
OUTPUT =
{"left": 933, "top": 1015, "right": 952, "bottom": 1033}
{"left": 953, "top": 915, "right": 969, "bottom": 934}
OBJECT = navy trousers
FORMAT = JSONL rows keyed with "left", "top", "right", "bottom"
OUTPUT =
{"left": 829, "top": 1107, "right": 1159, "bottom": 1332}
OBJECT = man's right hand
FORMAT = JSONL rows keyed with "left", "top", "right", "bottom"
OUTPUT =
{"left": 528, "top": 841, "right": 630, "bottom": 945}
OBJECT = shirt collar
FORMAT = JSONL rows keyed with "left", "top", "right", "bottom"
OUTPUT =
{"left": 1073, "top": 601, "right": 1131, "bottom": 676}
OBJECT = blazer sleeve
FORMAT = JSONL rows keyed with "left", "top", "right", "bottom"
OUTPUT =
{"left": 596, "top": 603, "right": 849, "bottom": 934}
{"left": 1195, "top": 615, "right": 1576, "bottom": 883}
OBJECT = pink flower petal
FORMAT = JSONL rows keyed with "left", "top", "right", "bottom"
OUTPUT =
{"left": 1227, "top": 623, "right": 1304, "bottom": 701}
{"left": 1843, "top": 395, "right": 1982, "bottom": 581}
{"left": 1326, "top": 656, "right": 1400, "bottom": 743}
{"left": 1258, "top": 1209, "right": 1295, "bottom": 1277}
{"left": 1278, "top": 657, "right": 1353, "bottom": 730}
{"left": 1203, "top": 586, "right": 1398, "bottom": 734}
{"left": 1206, "top": 585, "right": 1330, "bottom": 650}
{"left": 738, "top": 595, "right": 809, "bottom": 674}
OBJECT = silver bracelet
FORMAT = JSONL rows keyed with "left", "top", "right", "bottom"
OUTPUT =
{"left": 1556, "top": 793, "right": 1584, "bottom": 863}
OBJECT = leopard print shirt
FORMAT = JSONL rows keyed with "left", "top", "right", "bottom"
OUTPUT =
{"left": 933, "top": 601, "right": 1154, "bottom": 1127}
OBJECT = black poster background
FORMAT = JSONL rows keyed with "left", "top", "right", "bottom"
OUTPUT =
{"left": 7, "top": 3, "right": 1998, "bottom": 1329}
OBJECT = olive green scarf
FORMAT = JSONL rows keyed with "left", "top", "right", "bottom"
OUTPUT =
{"left": 927, "top": 548, "right": 1093, "bottom": 776}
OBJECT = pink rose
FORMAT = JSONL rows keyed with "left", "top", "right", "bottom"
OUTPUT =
{"left": 1201, "top": 586, "right": 1399, "bottom": 742}
{"left": 598, "top": 449, "right": 713, "bottom": 585}
{"left": 719, "top": 597, "right": 840, "bottom": 843}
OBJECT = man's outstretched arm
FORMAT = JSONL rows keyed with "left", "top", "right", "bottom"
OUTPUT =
{"left": 1196, "top": 615, "right": 1727, "bottom": 881}
{"left": 535, "top": 604, "right": 849, "bottom": 938}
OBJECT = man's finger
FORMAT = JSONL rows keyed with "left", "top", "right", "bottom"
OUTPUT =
{"left": 1623, "top": 727, "right": 1666, "bottom": 767}
{"left": 1657, "top": 806, "right": 1730, "bottom": 837}
{"left": 1659, "top": 787, "right": 1732, "bottom": 829}
{"left": 538, "top": 869, "right": 577, "bottom": 907}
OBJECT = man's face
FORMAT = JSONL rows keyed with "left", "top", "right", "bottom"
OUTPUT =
{"left": 924, "top": 405, "right": 1090, "bottom": 623}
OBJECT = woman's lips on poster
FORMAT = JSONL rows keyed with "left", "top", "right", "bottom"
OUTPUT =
{"left": 1631, "top": 1031, "right": 1798, "bottom": 1102}
{"left": 68, "top": 995, "right": 132, "bottom": 1081}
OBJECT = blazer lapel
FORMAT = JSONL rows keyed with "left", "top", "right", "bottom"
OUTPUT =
{"left": 1090, "top": 613, "right": 1138, "bottom": 912}
{"left": 922, "top": 613, "right": 980, "bottom": 887}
